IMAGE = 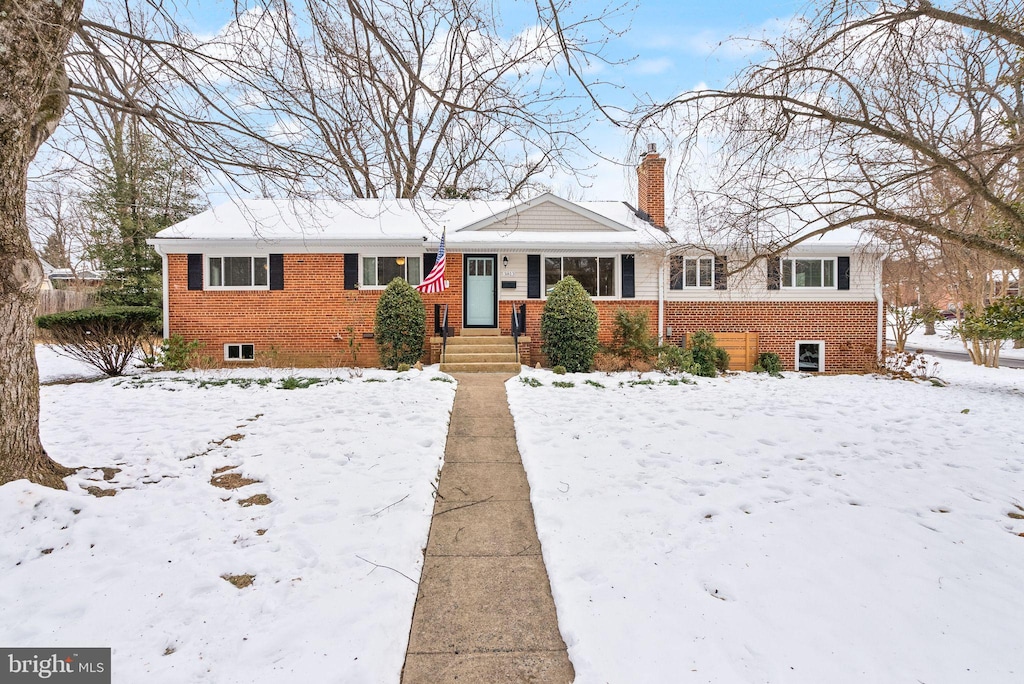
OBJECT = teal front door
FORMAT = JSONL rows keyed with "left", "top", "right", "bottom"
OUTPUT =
{"left": 464, "top": 255, "right": 497, "bottom": 327}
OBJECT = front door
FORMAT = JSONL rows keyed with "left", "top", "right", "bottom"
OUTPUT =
{"left": 464, "top": 255, "right": 497, "bottom": 327}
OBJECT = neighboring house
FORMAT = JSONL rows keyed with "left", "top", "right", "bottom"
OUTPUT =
{"left": 48, "top": 268, "right": 104, "bottom": 290}
{"left": 38, "top": 258, "right": 56, "bottom": 291}
{"left": 149, "top": 149, "right": 885, "bottom": 372}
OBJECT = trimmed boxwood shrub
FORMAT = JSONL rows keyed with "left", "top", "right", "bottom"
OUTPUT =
{"left": 374, "top": 278, "right": 426, "bottom": 368}
{"left": 36, "top": 306, "right": 162, "bottom": 376}
{"left": 541, "top": 276, "right": 598, "bottom": 372}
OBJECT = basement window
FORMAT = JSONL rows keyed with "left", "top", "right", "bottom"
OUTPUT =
{"left": 795, "top": 341, "right": 824, "bottom": 372}
{"left": 225, "top": 343, "right": 255, "bottom": 361}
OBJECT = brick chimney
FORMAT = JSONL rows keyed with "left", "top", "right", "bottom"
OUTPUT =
{"left": 637, "top": 143, "right": 666, "bottom": 230}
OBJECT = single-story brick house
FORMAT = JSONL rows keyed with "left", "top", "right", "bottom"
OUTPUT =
{"left": 149, "top": 149, "right": 885, "bottom": 372}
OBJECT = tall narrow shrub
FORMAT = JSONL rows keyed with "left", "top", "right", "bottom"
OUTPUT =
{"left": 374, "top": 278, "right": 426, "bottom": 368}
{"left": 541, "top": 276, "right": 598, "bottom": 372}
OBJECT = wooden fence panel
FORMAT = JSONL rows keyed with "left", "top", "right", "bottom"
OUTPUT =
{"left": 35, "top": 290, "right": 97, "bottom": 317}
{"left": 683, "top": 331, "right": 760, "bottom": 371}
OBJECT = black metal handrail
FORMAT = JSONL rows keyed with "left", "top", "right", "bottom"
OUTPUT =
{"left": 511, "top": 307, "right": 520, "bottom": 364}
{"left": 441, "top": 304, "right": 449, "bottom": 365}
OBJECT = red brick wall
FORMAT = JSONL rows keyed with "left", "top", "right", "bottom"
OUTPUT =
{"left": 665, "top": 301, "right": 879, "bottom": 373}
{"left": 500, "top": 299, "right": 877, "bottom": 372}
{"left": 168, "top": 254, "right": 878, "bottom": 372}
{"left": 167, "top": 252, "right": 464, "bottom": 367}
{"left": 499, "top": 300, "right": 658, "bottom": 345}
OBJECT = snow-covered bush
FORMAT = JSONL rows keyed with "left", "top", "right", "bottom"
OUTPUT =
{"left": 541, "top": 276, "right": 598, "bottom": 372}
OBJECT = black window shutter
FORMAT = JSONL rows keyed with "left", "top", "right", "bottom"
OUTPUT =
{"left": 621, "top": 254, "right": 635, "bottom": 298}
{"left": 423, "top": 252, "right": 437, "bottom": 275}
{"left": 837, "top": 256, "right": 851, "bottom": 290}
{"left": 269, "top": 254, "right": 284, "bottom": 290}
{"left": 766, "top": 257, "right": 781, "bottom": 290}
{"left": 187, "top": 254, "right": 203, "bottom": 290}
{"left": 527, "top": 254, "right": 541, "bottom": 299}
{"left": 344, "top": 253, "right": 359, "bottom": 290}
{"left": 714, "top": 256, "right": 728, "bottom": 291}
{"left": 669, "top": 255, "right": 685, "bottom": 290}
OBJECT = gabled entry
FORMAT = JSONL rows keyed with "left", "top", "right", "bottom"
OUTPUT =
{"left": 463, "top": 254, "right": 497, "bottom": 327}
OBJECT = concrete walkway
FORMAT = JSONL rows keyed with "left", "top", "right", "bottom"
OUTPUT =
{"left": 402, "top": 374, "right": 575, "bottom": 683}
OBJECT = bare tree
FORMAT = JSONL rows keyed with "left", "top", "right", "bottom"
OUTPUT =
{"left": 215, "top": 0, "right": 621, "bottom": 199}
{"left": 29, "top": 173, "right": 95, "bottom": 276}
{"left": 643, "top": 0, "right": 1024, "bottom": 269}
{"left": 1, "top": 0, "right": 622, "bottom": 488}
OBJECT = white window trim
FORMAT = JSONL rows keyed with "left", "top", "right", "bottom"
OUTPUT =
{"left": 224, "top": 343, "right": 255, "bottom": 362}
{"left": 795, "top": 340, "right": 825, "bottom": 372}
{"left": 206, "top": 255, "right": 270, "bottom": 291}
{"left": 359, "top": 255, "right": 423, "bottom": 290}
{"left": 781, "top": 257, "right": 838, "bottom": 289}
{"left": 542, "top": 254, "right": 619, "bottom": 299}
{"left": 670, "top": 256, "right": 715, "bottom": 290}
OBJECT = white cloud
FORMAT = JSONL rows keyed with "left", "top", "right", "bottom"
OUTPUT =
{"left": 633, "top": 57, "right": 674, "bottom": 75}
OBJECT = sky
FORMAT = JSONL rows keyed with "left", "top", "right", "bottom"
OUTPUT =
{"left": 124, "top": 0, "right": 808, "bottom": 203}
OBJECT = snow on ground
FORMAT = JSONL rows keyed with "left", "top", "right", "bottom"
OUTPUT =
{"left": 34, "top": 344, "right": 108, "bottom": 383}
{"left": 902, "top": 320, "right": 1024, "bottom": 360}
{"left": 508, "top": 362, "right": 1024, "bottom": 684}
{"left": 1, "top": 349, "right": 456, "bottom": 683}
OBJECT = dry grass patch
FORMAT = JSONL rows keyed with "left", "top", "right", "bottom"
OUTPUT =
{"left": 221, "top": 573, "right": 255, "bottom": 589}
{"left": 83, "top": 486, "right": 117, "bottom": 498}
{"left": 210, "top": 466, "right": 261, "bottom": 490}
{"left": 238, "top": 494, "right": 272, "bottom": 507}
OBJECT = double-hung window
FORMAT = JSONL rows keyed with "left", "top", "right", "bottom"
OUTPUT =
{"left": 669, "top": 256, "right": 713, "bottom": 289}
{"left": 544, "top": 256, "right": 615, "bottom": 297}
{"left": 361, "top": 256, "right": 421, "bottom": 287}
{"left": 782, "top": 258, "right": 835, "bottom": 288}
{"left": 208, "top": 257, "right": 268, "bottom": 288}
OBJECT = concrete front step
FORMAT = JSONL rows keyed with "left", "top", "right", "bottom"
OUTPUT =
{"left": 443, "top": 344, "right": 516, "bottom": 355}
{"left": 459, "top": 327, "right": 501, "bottom": 336}
{"left": 440, "top": 362, "right": 522, "bottom": 373}
{"left": 445, "top": 336, "right": 514, "bottom": 347}
{"left": 443, "top": 352, "right": 519, "bottom": 363}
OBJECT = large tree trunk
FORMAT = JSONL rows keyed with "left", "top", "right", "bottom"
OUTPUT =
{"left": 0, "top": 0, "right": 83, "bottom": 489}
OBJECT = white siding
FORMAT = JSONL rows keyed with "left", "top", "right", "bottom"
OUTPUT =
{"left": 663, "top": 252, "right": 880, "bottom": 302}
{"left": 479, "top": 202, "right": 620, "bottom": 232}
{"left": 497, "top": 252, "right": 529, "bottom": 301}
{"left": 493, "top": 250, "right": 659, "bottom": 301}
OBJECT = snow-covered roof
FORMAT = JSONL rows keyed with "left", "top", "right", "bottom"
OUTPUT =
{"left": 151, "top": 193, "right": 877, "bottom": 255}
{"left": 150, "top": 194, "right": 672, "bottom": 252}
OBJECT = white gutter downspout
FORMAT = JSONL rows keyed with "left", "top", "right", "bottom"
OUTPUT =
{"left": 658, "top": 257, "right": 666, "bottom": 344}
{"left": 154, "top": 245, "right": 170, "bottom": 340}
{"left": 874, "top": 254, "right": 884, "bottom": 361}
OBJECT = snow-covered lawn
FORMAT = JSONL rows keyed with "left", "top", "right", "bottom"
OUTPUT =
{"left": 508, "top": 362, "right": 1024, "bottom": 684}
{"left": 903, "top": 320, "right": 1024, "bottom": 361}
{"left": 0, "top": 348, "right": 455, "bottom": 683}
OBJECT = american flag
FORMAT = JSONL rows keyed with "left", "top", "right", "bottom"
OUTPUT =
{"left": 416, "top": 229, "right": 449, "bottom": 293}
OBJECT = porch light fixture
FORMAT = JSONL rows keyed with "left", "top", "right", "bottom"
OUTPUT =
{"left": 395, "top": 257, "right": 406, "bottom": 266}
{"left": 502, "top": 256, "right": 508, "bottom": 268}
